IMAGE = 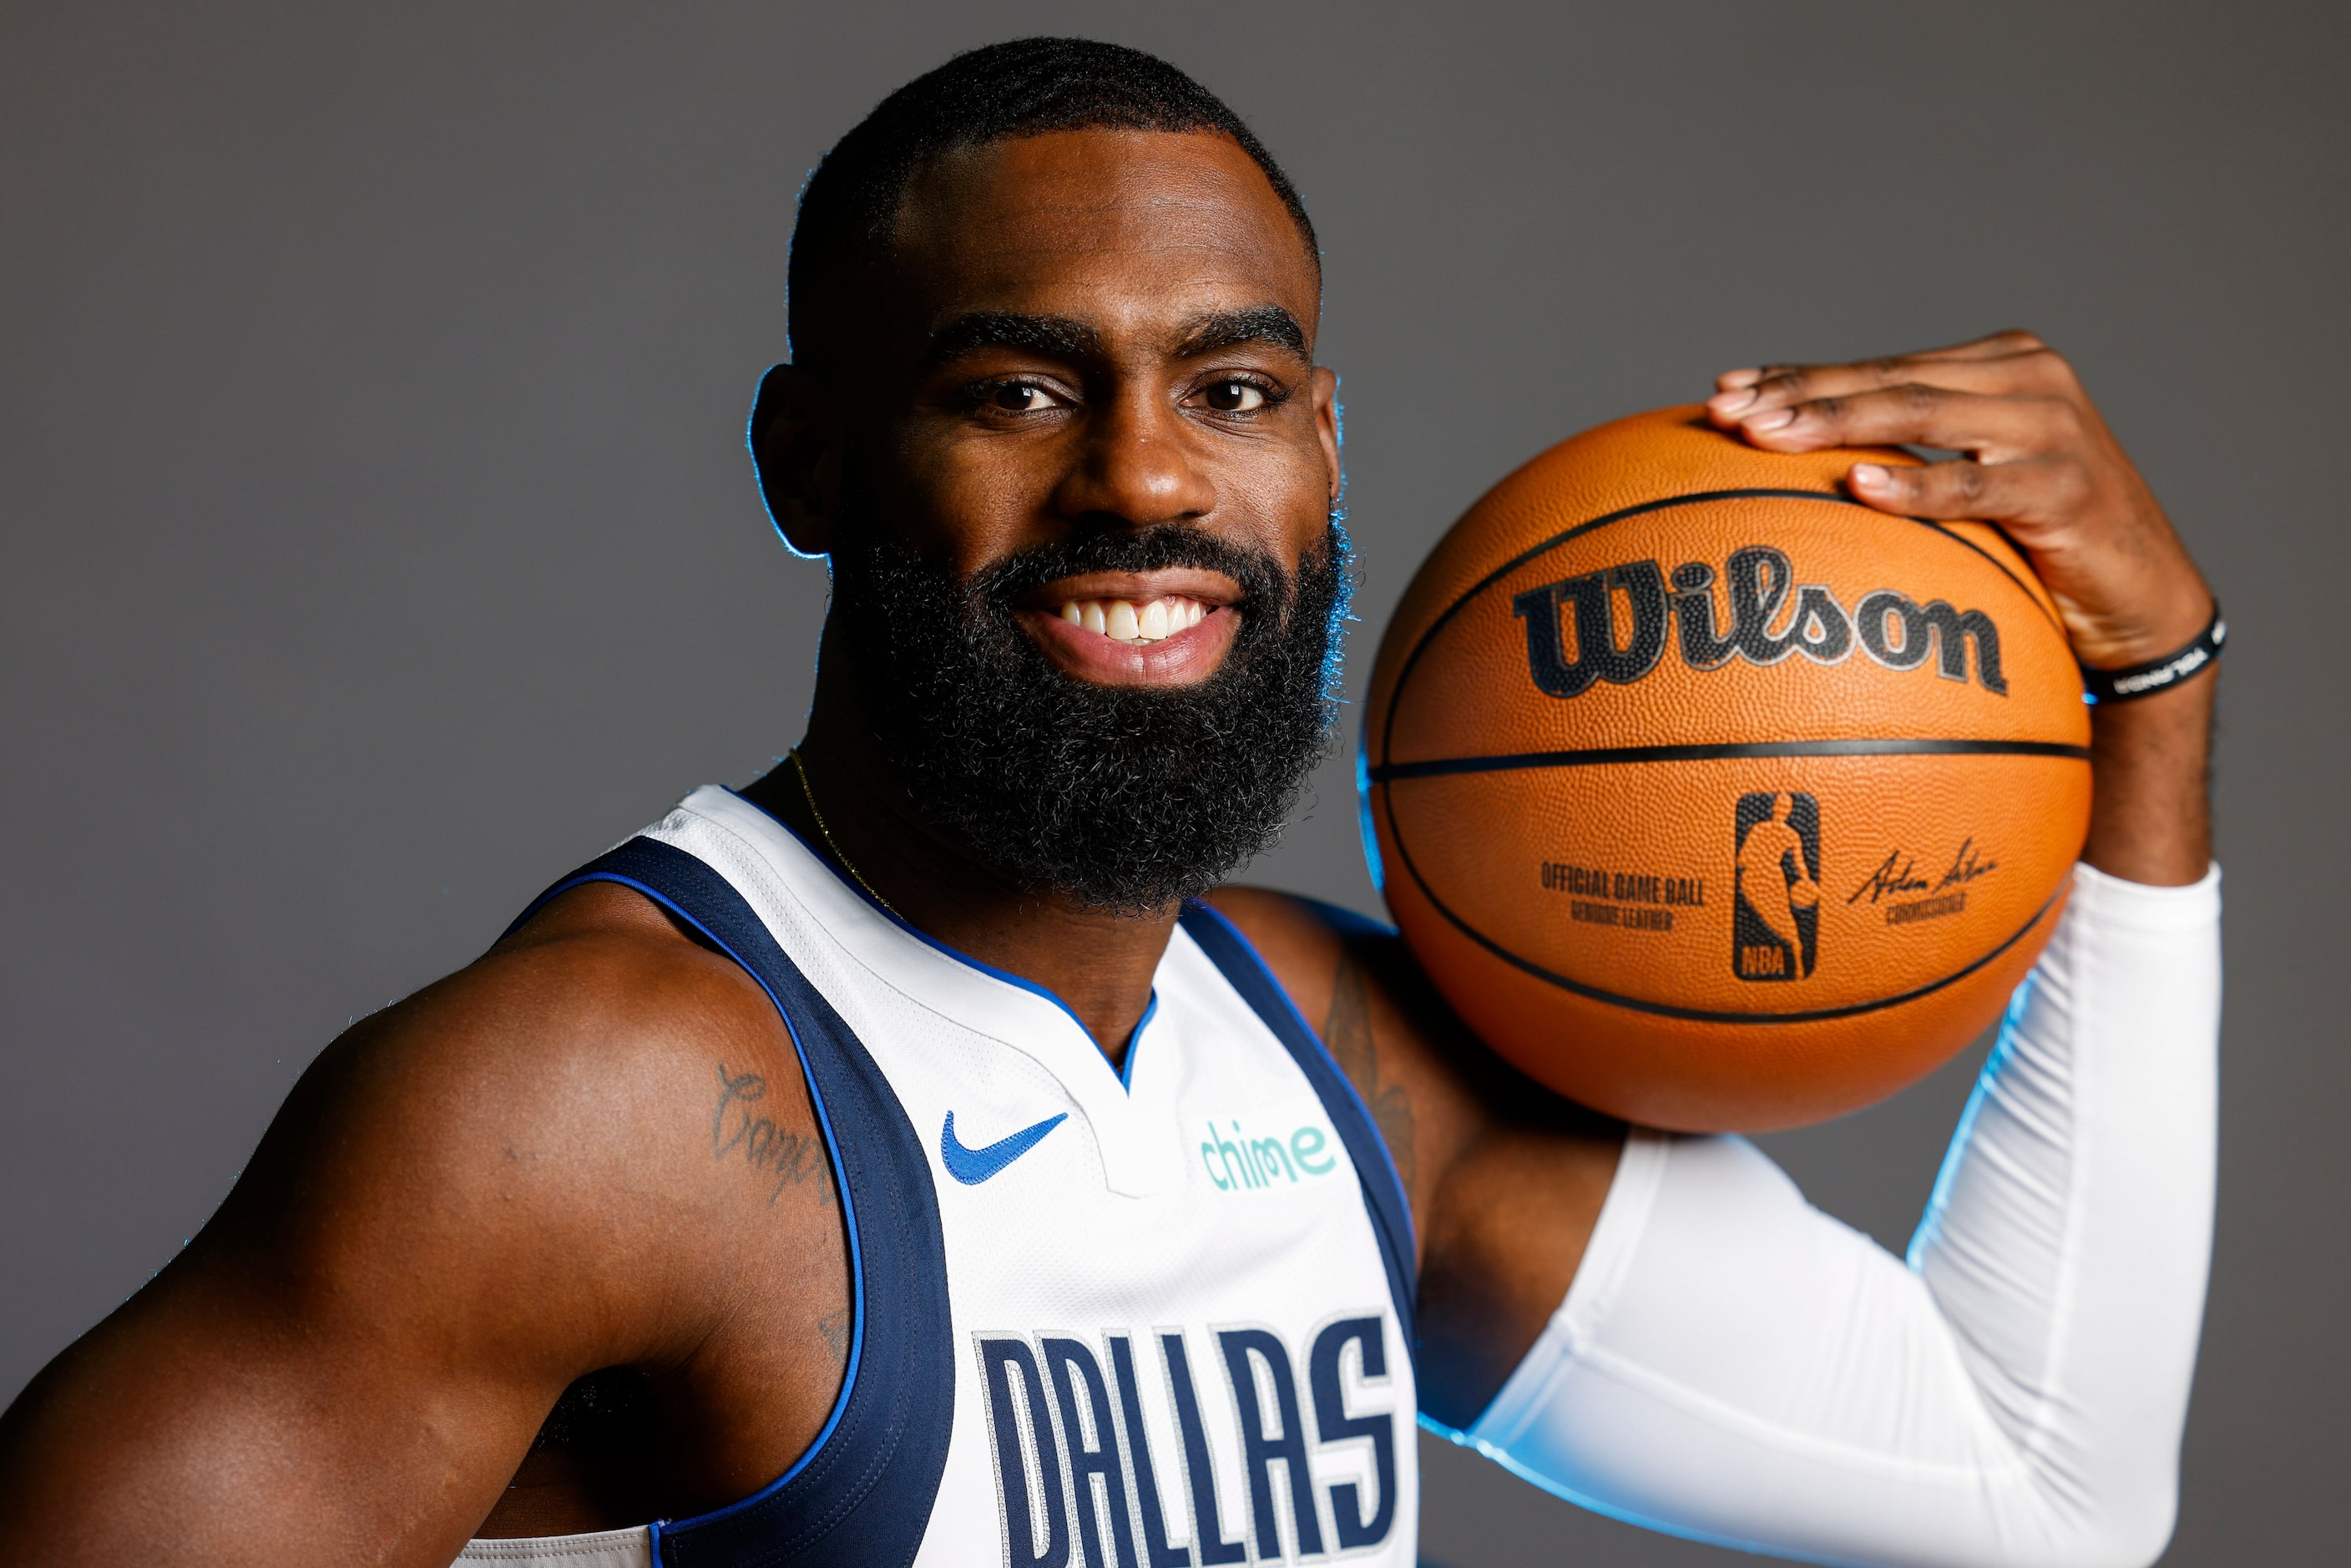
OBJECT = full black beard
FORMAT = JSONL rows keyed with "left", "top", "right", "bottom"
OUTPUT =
{"left": 831, "top": 521, "right": 1351, "bottom": 914}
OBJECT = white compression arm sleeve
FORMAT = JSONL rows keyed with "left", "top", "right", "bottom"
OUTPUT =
{"left": 1461, "top": 862, "right": 2222, "bottom": 1568}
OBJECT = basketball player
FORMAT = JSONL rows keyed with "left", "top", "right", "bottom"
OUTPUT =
{"left": 0, "top": 40, "right": 2223, "bottom": 1568}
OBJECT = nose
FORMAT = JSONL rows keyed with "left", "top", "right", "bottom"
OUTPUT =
{"left": 1049, "top": 382, "right": 1216, "bottom": 529}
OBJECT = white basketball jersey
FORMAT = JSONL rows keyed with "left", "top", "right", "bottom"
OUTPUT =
{"left": 460, "top": 785, "right": 1420, "bottom": 1568}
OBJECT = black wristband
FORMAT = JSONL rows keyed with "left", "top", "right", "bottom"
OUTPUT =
{"left": 2080, "top": 602, "right": 2225, "bottom": 705}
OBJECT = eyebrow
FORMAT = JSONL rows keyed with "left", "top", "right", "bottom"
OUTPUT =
{"left": 925, "top": 312, "right": 1104, "bottom": 367}
{"left": 923, "top": 305, "right": 1312, "bottom": 368}
{"left": 1172, "top": 305, "right": 1310, "bottom": 363}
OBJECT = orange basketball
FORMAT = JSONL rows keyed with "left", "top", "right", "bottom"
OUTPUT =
{"left": 1363, "top": 407, "right": 2091, "bottom": 1131}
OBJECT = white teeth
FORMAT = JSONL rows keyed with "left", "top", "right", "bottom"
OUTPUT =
{"left": 1056, "top": 596, "right": 1211, "bottom": 645}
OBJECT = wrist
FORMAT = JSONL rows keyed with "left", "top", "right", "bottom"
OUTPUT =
{"left": 2081, "top": 672, "right": 2215, "bottom": 886}
{"left": 2077, "top": 574, "right": 2214, "bottom": 671}
{"left": 2081, "top": 599, "right": 2224, "bottom": 706}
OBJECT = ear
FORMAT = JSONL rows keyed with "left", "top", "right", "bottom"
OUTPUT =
{"left": 1311, "top": 365, "right": 1342, "bottom": 508}
{"left": 749, "top": 364, "right": 844, "bottom": 556}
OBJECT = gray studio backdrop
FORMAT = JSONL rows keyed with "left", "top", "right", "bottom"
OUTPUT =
{"left": 4, "top": 3, "right": 2344, "bottom": 1563}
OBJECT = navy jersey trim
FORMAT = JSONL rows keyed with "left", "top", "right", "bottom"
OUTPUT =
{"left": 508, "top": 838, "right": 953, "bottom": 1568}
{"left": 1176, "top": 900, "right": 1421, "bottom": 1363}
{"left": 722, "top": 787, "right": 1115, "bottom": 1052}
{"left": 724, "top": 787, "right": 1160, "bottom": 1095}
{"left": 1121, "top": 989, "right": 1158, "bottom": 1091}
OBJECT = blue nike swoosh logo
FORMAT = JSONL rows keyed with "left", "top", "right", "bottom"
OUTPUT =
{"left": 939, "top": 1110, "right": 1069, "bottom": 1186}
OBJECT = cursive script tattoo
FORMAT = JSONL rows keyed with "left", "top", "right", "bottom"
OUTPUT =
{"left": 1326, "top": 948, "right": 1417, "bottom": 1191}
{"left": 712, "top": 1065, "right": 835, "bottom": 1208}
{"left": 817, "top": 1308, "right": 851, "bottom": 1369}
{"left": 1848, "top": 849, "right": 1932, "bottom": 905}
{"left": 1936, "top": 837, "right": 1998, "bottom": 891}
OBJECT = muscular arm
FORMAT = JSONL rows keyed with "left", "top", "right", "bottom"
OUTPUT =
{"left": 0, "top": 886, "right": 848, "bottom": 1565}
{"left": 1230, "top": 336, "right": 2219, "bottom": 1566}
{"left": 1218, "top": 642, "right": 2215, "bottom": 1568}
{"left": 1222, "top": 561, "right": 2210, "bottom": 1448}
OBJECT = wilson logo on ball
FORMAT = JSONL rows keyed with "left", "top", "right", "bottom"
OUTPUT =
{"left": 1509, "top": 544, "right": 2009, "bottom": 700}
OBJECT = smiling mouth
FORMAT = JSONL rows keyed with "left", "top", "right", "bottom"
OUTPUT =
{"left": 1054, "top": 594, "right": 1213, "bottom": 645}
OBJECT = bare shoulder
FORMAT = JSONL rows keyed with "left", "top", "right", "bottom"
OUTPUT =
{"left": 1198, "top": 884, "right": 1362, "bottom": 1028}
{"left": 1201, "top": 884, "right": 1617, "bottom": 1146}
{"left": 1202, "top": 883, "right": 1616, "bottom": 1147}
{"left": 1201, "top": 882, "right": 1496, "bottom": 1098}
{"left": 1206, "top": 885, "right": 1623, "bottom": 1424}
{"left": 217, "top": 882, "right": 814, "bottom": 1288}
{"left": 1202, "top": 886, "right": 1484, "bottom": 1225}
{"left": 0, "top": 882, "right": 848, "bottom": 1560}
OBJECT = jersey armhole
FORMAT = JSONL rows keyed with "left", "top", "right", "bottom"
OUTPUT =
{"left": 508, "top": 837, "right": 954, "bottom": 1567}
{"left": 1176, "top": 898, "right": 1422, "bottom": 1363}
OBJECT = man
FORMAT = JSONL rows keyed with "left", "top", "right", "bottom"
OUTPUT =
{"left": 0, "top": 38, "right": 2222, "bottom": 1568}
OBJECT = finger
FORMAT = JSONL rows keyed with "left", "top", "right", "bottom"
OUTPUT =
{"left": 1733, "top": 383, "right": 2075, "bottom": 463}
{"left": 1720, "top": 352, "right": 1930, "bottom": 405}
{"left": 1765, "top": 331, "right": 2045, "bottom": 382}
{"left": 1708, "top": 332, "right": 2068, "bottom": 421}
{"left": 1848, "top": 453, "right": 2086, "bottom": 528}
{"left": 1712, "top": 355, "right": 2035, "bottom": 418}
{"left": 1893, "top": 328, "right": 2048, "bottom": 364}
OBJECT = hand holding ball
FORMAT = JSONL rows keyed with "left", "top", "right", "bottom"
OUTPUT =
{"left": 1363, "top": 407, "right": 2090, "bottom": 1130}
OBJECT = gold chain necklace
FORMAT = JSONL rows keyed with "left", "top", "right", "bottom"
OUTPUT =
{"left": 789, "top": 749, "right": 902, "bottom": 920}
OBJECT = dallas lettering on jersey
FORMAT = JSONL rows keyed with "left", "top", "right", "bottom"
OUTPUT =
{"left": 978, "top": 1318, "right": 1398, "bottom": 1565}
{"left": 1511, "top": 544, "right": 2008, "bottom": 700}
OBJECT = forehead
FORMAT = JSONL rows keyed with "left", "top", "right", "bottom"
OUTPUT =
{"left": 885, "top": 129, "right": 1320, "bottom": 346}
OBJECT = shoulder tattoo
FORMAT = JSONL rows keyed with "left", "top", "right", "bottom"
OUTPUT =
{"left": 711, "top": 1065, "right": 835, "bottom": 1211}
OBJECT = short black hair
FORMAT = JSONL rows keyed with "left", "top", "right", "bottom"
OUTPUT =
{"left": 786, "top": 38, "right": 1318, "bottom": 368}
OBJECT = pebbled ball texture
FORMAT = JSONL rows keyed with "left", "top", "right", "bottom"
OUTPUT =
{"left": 1362, "top": 407, "right": 2091, "bottom": 1131}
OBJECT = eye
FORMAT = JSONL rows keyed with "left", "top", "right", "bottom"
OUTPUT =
{"left": 1197, "top": 379, "right": 1269, "bottom": 413}
{"left": 988, "top": 382, "right": 1051, "bottom": 413}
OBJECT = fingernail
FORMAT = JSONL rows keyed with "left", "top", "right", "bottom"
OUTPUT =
{"left": 1746, "top": 407, "right": 1795, "bottom": 432}
{"left": 1710, "top": 387, "right": 1758, "bottom": 415}
{"left": 1851, "top": 463, "right": 1890, "bottom": 488}
{"left": 1719, "top": 368, "right": 1762, "bottom": 388}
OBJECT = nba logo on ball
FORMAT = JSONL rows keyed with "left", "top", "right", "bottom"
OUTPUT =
{"left": 1733, "top": 792, "right": 1820, "bottom": 981}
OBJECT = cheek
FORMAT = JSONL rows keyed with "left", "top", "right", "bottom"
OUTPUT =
{"left": 872, "top": 427, "right": 1052, "bottom": 573}
{"left": 1216, "top": 428, "right": 1337, "bottom": 549}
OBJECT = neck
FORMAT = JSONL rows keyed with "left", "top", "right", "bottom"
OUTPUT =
{"left": 740, "top": 658, "right": 1176, "bottom": 1069}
